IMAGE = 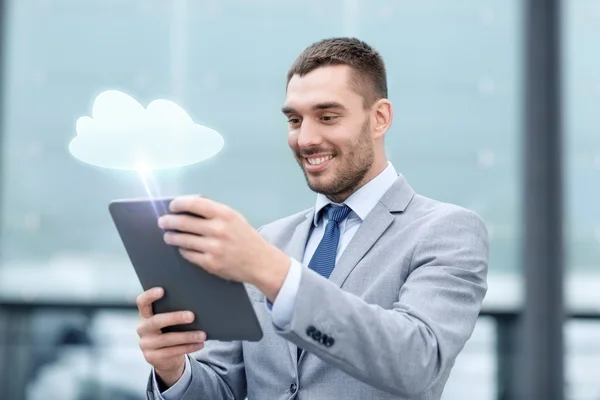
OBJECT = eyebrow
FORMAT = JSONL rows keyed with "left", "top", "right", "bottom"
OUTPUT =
{"left": 281, "top": 101, "right": 347, "bottom": 115}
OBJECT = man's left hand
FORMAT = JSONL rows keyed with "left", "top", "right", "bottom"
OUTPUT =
{"left": 157, "top": 195, "right": 290, "bottom": 300}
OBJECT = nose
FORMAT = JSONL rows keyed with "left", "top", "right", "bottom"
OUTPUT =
{"left": 296, "top": 121, "right": 323, "bottom": 148}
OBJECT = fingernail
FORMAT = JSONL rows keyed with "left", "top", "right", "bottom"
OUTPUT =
{"left": 185, "top": 312, "right": 194, "bottom": 321}
{"left": 153, "top": 288, "right": 163, "bottom": 296}
{"left": 157, "top": 216, "right": 166, "bottom": 228}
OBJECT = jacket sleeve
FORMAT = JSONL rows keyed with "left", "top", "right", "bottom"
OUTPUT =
{"left": 151, "top": 355, "right": 192, "bottom": 399}
{"left": 146, "top": 333, "right": 246, "bottom": 400}
{"left": 273, "top": 208, "right": 489, "bottom": 397}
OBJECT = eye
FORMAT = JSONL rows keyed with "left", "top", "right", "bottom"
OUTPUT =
{"left": 321, "top": 115, "right": 337, "bottom": 122}
{"left": 288, "top": 118, "right": 301, "bottom": 126}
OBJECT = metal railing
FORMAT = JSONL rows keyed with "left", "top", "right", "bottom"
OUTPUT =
{"left": 0, "top": 300, "right": 598, "bottom": 400}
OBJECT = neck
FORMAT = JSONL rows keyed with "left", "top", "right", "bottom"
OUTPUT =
{"left": 361, "top": 157, "right": 389, "bottom": 187}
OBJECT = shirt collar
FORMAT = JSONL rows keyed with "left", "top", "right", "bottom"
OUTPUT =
{"left": 313, "top": 161, "right": 399, "bottom": 226}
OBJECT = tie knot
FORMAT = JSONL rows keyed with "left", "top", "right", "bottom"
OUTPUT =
{"left": 326, "top": 204, "right": 351, "bottom": 223}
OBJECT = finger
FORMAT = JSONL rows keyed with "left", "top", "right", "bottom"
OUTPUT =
{"left": 159, "top": 214, "right": 210, "bottom": 235}
{"left": 138, "top": 310, "right": 195, "bottom": 336}
{"left": 164, "top": 232, "right": 215, "bottom": 253}
{"left": 137, "top": 287, "right": 164, "bottom": 319}
{"left": 169, "top": 196, "right": 224, "bottom": 220}
{"left": 141, "top": 331, "right": 206, "bottom": 351}
{"left": 145, "top": 343, "right": 205, "bottom": 363}
{"left": 179, "top": 248, "right": 210, "bottom": 269}
{"left": 144, "top": 310, "right": 195, "bottom": 334}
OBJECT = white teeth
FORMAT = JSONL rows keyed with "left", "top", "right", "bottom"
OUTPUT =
{"left": 307, "top": 155, "right": 333, "bottom": 165}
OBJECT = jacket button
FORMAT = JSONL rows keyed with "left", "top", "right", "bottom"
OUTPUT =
{"left": 312, "top": 330, "right": 321, "bottom": 341}
{"left": 306, "top": 326, "right": 316, "bottom": 336}
{"left": 289, "top": 382, "right": 298, "bottom": 394}
{"left": 320, "top": 334, "right": 328, "bottom": 345}
{"left": 325, "top": 336, "right": 335, "bottom": 347}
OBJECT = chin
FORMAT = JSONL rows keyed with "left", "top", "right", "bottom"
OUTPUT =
{"left": 307, "top": 179, "right": 343, "bottom": 197}
{"left": 306, "top": 177, "right": 331, "bottom": 194}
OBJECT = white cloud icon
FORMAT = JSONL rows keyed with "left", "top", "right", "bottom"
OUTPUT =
{"left": 69, "top": 90, "right": 224, "bottom": 171}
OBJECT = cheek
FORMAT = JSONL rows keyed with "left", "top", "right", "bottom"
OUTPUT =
{"left": 328, "top": 137, "right": 351, "bottom": 156}
{"left": 287, "top": 131, "right": 299, "bottom": 149}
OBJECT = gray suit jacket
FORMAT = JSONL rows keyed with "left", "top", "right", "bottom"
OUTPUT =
{"left": 147, "top": 174, "right": 489, "bottom": 400}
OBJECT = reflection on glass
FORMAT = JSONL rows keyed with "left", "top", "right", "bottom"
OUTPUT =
{"left": 0, "top": 0, "right": 523, "bottom": 305}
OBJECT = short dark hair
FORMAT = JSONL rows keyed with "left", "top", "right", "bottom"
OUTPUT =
{"left": 286, "top": 37, "right": 388, "bottom": 108}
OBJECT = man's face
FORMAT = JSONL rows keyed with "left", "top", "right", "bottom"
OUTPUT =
{"left": 283, "top": 65, "right": 375, "bottom": 201}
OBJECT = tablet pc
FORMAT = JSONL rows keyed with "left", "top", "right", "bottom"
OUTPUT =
{"left": 109, "top": 196, "right": 263, "bottom": 341}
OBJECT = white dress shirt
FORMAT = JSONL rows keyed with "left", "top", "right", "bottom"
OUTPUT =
{"left": 155, "top": 162, "right": 399, "bottom": 400}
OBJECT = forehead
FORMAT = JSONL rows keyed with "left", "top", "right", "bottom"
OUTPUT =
{"left": 284, "top": 65, "right": 362, "bottom": 112}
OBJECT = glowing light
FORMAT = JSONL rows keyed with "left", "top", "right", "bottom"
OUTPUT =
{"left": 69, "top": 90, "right": 224, "bottom": 171}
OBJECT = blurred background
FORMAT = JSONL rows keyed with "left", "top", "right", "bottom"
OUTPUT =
{"left": 0, "top": 0, "right": 597, "bottom": 399}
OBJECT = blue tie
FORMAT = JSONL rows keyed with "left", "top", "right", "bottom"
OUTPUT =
{"left": 308, "top": 204, "right": 352, "bottom": 279}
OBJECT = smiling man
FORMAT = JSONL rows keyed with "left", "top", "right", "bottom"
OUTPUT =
{"left": 136, "top": 37, "right": 489, "bottom": 400}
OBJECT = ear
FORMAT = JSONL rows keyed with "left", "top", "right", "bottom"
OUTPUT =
{"left": 371, "top": 99, "right": 393, "bottom": 140}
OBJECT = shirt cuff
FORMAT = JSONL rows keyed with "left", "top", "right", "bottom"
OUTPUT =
{"left": 153, "top": 354, "right": 192, "bottom": 400}
{"left": 267, "top": 257, "right": 302, "bottom": 330}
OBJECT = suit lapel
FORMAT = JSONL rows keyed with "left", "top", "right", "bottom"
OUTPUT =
{"left": 328, "top": 202, "right": 394, "bottom": 287}
{"left": 329, "top": 174, "right": 415, "bottom": 288}
{"left": 285, "top": 211, "right": 313, "bottom": 262}
{"left": 283, "top": 210, "right": 313, "bottom": 367}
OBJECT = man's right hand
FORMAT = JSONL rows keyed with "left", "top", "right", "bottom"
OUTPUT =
{"left": 136, "top": 287, "right": 206, "bottom": 388}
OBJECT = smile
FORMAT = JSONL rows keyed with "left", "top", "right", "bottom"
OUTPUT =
{"left": 306, "top": 155, "right": 333, "bottom": 165}
{"left": 304, "top": 155, "right": 334, "bottom": 172}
